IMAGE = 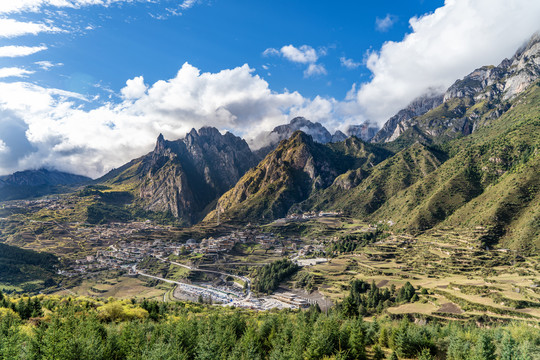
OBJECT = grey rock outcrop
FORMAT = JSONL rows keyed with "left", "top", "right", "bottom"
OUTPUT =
{"left": 371, "top": 92, "right": 444, "bottom": 143}
{"left": 105, "top": 127, "right": 257, "bottom": 224}
{"left": 373, "top": 32, "right": 540, "bottom": 144}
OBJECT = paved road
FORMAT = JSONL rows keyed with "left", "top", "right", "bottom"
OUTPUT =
{"left": 134, "top": 265, "right": 238, "bottom": 303}
{"left": 154, "top": 256, "right": 252, "bottom": 298}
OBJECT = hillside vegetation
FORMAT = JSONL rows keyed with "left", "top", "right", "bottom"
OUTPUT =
{"left": 0, "top": 290, "right": 538, "bottom": 359}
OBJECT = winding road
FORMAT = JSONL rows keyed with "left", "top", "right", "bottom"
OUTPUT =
{"left": 154, "top": 255, "right": 252, "bottom": 298}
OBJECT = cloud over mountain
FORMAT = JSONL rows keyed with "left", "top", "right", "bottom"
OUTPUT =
{"left": 356, "top": 0, "right": 540, "bottom": 124}
{"left": 0, "top": 64, "right": 351, "bottom": 177}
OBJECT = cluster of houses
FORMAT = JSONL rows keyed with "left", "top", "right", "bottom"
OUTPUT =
{"left": 185, "top": 230, "right": 281, "bottom": 254}
{"left": 69, "top": 239, "right": 186, "bottom": 275}
{"left": 273, "top": 211, "right": 342, "bottom": 224}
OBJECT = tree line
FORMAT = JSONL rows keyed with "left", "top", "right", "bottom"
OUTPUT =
{"left": 0, "top": 288, "right": 537, "bottom": 359}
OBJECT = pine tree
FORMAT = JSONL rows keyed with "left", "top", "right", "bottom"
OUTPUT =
{"left": 474, "top": 333, "right": 496, "bottom": 360}
{"left": 418, "top": 348, "right": 434, "bottom": 360}
{"left": 500, "top": 333, "right": 516, "bottom": 360}
{"left": 373, "top": 345, "right": 385, "bottom": 360}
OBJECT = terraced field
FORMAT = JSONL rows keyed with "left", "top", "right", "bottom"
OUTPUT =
{"left": 298, "top": 225, "right": 540, "bottom": 323}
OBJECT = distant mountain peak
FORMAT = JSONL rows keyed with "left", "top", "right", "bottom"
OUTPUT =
{"left": 372, "top": 32, "right": 540, "bottom": 145}
{"left": 250, "top": 117, "right": 378, "bottom": 158}
{"left": 101, "top": 126, "right": 257, "bottom": 224}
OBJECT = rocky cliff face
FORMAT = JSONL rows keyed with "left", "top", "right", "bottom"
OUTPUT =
{"left": 206, "top": 131, "right": 391, "bottom": 222}
{"left": 251, "top": 117, "right": 378, "bottom": 158}
{"left": 373, "top": 33, "right": 540, "bottom": 144}
{"left": 371, "top": 94, "right": 444, "bottom": 143}
{"left": 346, "top": 122, "right": 379, "bottom": 142}
{"left": 103, "top": 127, "right": 258, "bottom": 224}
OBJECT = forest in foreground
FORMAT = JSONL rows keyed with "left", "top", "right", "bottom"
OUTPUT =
{"left": 0, "top": 288, "right": 538, "bottom": 360}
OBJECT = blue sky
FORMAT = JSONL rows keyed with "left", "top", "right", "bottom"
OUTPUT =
{"left": 1, "top": 0, "right": 443, "bottom": 101}
{"left": 0, "top": 0, "right": 539, "bottom": 177}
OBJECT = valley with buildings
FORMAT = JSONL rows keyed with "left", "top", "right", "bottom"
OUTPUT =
{"left": 0, "top": 2, "right": 539, "bottom": 357}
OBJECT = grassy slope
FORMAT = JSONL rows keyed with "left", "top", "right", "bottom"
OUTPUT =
{"left": 298, "top": 142, "right": 446, "bottom": 217}
{"left": 372, "top": 83, "right": 540, "bottom": 252}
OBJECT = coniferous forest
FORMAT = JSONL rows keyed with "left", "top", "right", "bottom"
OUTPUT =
{"left": 0, "top": 289, "right": 538, "bottom": 360}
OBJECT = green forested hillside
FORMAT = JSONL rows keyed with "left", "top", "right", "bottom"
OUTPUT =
{"left": 0, "top": 243, "right": 59, "bottom": 291}
{"left": 372, "top": 84, "right": 540, "bottom": 252}
{"left": 296, "top": 142, "right": 446, "bottom": 217}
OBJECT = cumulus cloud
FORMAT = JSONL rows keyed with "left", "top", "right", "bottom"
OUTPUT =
{"left": 357, "top": 0, "right": 540, "bottom": 125}
{"left": 120, "top": 76, "right": 148, "bottom": 99}
{"left": 0, "top": 18, "right": 63, "bottom": 38}
{"left": 263, "top": 44, "right": 327, "bottom": 78}
{"left": 0, "top": 64, "right": 355, "bottom": 177}
{"left": 0, "top": 45, "right": 47, "bottom": 57}
{"left": 0, "top": 67, "right": 35, "bottom": 78}
{"left": 304, "top": 63, "right": 327, "bottom": 77}
{"left": 280, "top": 45, "right": 318, "bottom": 64}
{"left": 375, "top": 14, "right": 397, "bottom": 32}
{"left": 340, "top": 57, "right": 361, "bottom": 69}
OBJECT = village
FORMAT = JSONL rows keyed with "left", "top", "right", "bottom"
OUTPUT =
{"left": 64, "top": 227, "right": 327, "bottom": 310}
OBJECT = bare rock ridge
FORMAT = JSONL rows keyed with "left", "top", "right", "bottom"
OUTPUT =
{"left": 251, "top": 117, "right": 379, "bottom": 158}
{"left": 373, "top": 32, "right": 540, "bottom": 144}
{"left": 102, "top": 127, "right": 258, "bottom": 224}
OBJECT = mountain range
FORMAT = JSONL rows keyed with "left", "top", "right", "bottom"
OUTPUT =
{"left": 0, "top": 169, "right": 90, "bottom": 201}
{"left": 2, "top": 33, "right": 539, "bottom": 253}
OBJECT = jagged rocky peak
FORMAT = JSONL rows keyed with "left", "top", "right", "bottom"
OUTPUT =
{"left": 272, "top": 117, "right": 333, "bottom": 143}
{"left": 346, "top": 122, "right": 379, "bottom": 142}
{"left": 371, "top": 92, "right": 444, "bottom": 143}
{"left": 331, "top": 130, "right": 347, "bottom": 143}
{"left": 372, "top": 32, "right": 540, "bottom": 144}
{"left": 133, "top": 127, "right": 258, "bottom": 223}
{"left": 154, "top": 133, "right": 167, "bottom": 153}
{"left": 444, "top": 32, "right": 540, "bottom": 103}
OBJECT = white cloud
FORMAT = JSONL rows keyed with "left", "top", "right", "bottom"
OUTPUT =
{"left": 179, "top": 0, "right": 198, "bottom": 10}
{"left": 304, "top": 63, "right": 327, "bottom": 77}
{"left": 262, "top": 48, "right": 280, "bottom": 57}
{"left": 0, "top": 18, "right": 63, "bottom": 38}
{"left": 340, "top": 57, "right": 361, "bottom": 69}
{"left": 263, "top": 44, "right": 327, "bottom": 77}
{"left": 0, "top": 140, "right": 7, "bottom": 153}
{"left": 0, "top": 67, "right": 35, "bottom": 78}
{"left": 0, "top": 0, "right": 149, "bottom": 14}
{"left": 357, "top": 0, "right": 540, "bottom": 125}
{"left": 120, "top": 76, "right": 148, "bottom": 99}
{"left": 0, "top": 45, "right": 47, "bottom": 57}
{"left": 375, "top": 14, "right": 397, "bottom": 32}
{"left": 35, "top": 61, "right": 63, "bottom": 70}
{"left": 0, "top": 64, "right": 355, "bottom": 177}
{"left": 280, "top": 45, "right": 318, "bottom": 64}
